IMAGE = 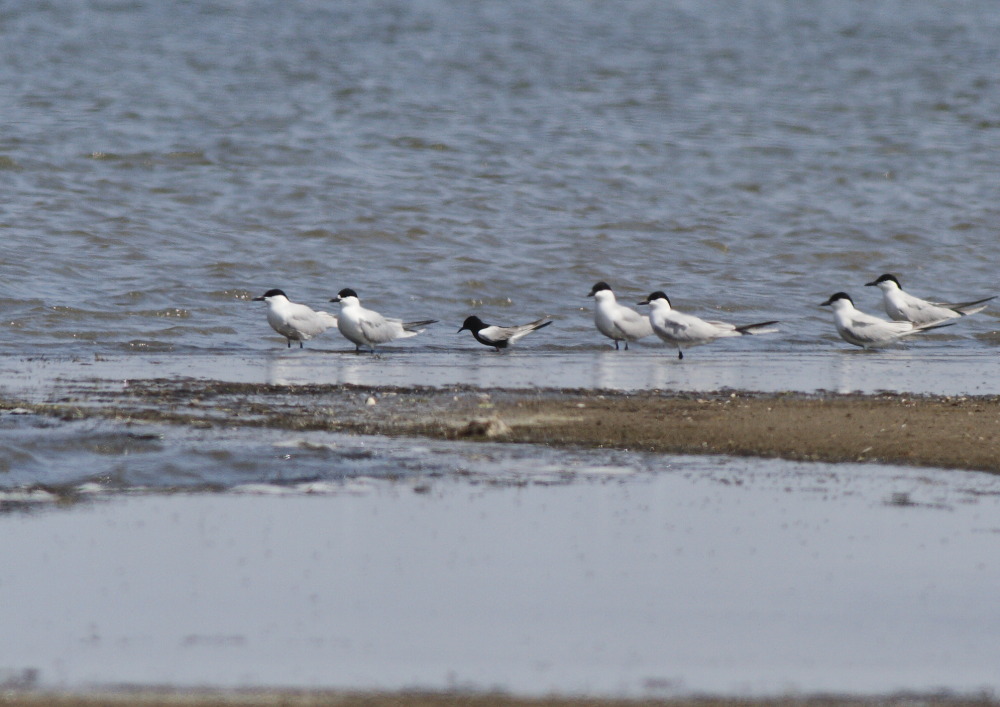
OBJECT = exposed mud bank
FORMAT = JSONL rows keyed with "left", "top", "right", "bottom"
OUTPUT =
{"left": 8, "top": 380, "right": 1000, "bottom": 473}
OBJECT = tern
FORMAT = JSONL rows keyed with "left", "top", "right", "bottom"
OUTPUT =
{"left": 252, "top": 288, "right": 338, "bottom": 348}
{"left": 329, "top": 288, "right": 437, "bottom": 352}
{"left": 587, "top": 281, "right": 653, "bottom": 350}
{"left": 458, "top": 315, "right": 552, "bottom": 351}
{"left": 865, "top": 273, "right": 995, "bottom": 325}
{"left": 638, "top": 291, "right": 779, "bottom": 360}
{"left": 820, "top": 292, "right": 954, "bottom": 349}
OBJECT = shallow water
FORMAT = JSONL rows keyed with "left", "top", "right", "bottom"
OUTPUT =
{"left": 0, "top": 408, "right": 666, "bottom": 498}
{"left": 2, "top": 0, "right": 1000, "bottom": 360}
{"left": 2, "top": 452, "right": 999, "bottom": 696}
{"left": 4, "top": 346, "right": 1000, "bottom": 407}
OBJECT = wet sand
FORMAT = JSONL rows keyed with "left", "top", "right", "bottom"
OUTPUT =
{"left": 438, "top": 390, "right": 1000, "bottom": 473}
{"left": 15, "top": 379, "right": 1000, "bottom": 473}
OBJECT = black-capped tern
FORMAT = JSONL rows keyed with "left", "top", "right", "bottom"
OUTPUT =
{"left": 865, "top": 273, "right": 995, "bottom": 326}
{"left": 458, "top": 315, "right": 552, "bottom": 351}
{"left": 638, "top": 291, "right": 779, "bottom": 360}
{"left": 252, "top": 288, "right": 338, "bottom": 348}
{"left": 821, "top": 291, "right": 954, "bottom": 349}
{"left": 329, "top": 288, "right": 436, "bottom": 353}
{"left": 587, "top": 281, "right": 653, "bottom": 350}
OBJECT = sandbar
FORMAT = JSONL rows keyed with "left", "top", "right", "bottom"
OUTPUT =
{"left": 12, "top": 380, "right": 1000, "bottom": 473}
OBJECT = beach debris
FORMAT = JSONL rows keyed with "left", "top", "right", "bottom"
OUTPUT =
{"left": 457, "top": 416, "right": 512, "bottom": 439}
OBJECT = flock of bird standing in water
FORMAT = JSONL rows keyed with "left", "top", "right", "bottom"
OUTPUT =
{"left": 253, "top": 276, "right": 995, "bottom": 360}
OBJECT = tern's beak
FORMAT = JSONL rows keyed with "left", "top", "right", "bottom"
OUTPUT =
{"left": 329, "top": 296, "right": 341, "bottom": 303}
{"left": 252, "top": 296, "right": 265, "bottom": 301}
{"left": 819, "top": 299, "right": 833, "bottom": 307}
{"left": 637, "top": 298, "right": 649, "bottom": 306}
{"left": 864, "top": 280, "right": 878, "bottom": 287}
{"left": 457, "top": 325, "right": 467, "bottom": 333}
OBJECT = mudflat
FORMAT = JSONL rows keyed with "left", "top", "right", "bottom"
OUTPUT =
{"left": 439, "top": 390, "right": 1000, "bottom": 473}
{"left": 16, "top": 380, "right": 1000, "bottom": 473}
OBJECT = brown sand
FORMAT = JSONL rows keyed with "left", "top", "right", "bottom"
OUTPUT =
{"left": 436, "top": 390, "right": 1000, "bottom": 473}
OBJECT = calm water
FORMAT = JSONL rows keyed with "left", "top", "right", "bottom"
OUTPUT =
{"left": 2, "top": 0, "right": 1000, "bottom": 355}
{"left": 3, "top": 451, "right": 1000, "bottom": 696}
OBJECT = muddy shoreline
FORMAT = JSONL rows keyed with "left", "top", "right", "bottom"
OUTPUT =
{"left": 9, "top": 379, "right": 1000, "bottom": 473}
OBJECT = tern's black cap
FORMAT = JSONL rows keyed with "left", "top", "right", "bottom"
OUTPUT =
{"left": 458, "top": 315, "right": 485, "bottom": 333}
{"left": 330, "top": 288, "right": 359, "bottom": 302}
{"left": 865, "top": 273, "right": 900, "bottom": 288}
{"left": 253, "top": 288, "right": 287, "bottom": 301}
{"left": 638, "top": 291, "right": 670, "bottom": 306}
{"left": 820, "top": 292, "right": 853, "bottom": 306}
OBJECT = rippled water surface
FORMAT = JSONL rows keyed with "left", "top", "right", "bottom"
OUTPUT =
{"left": 2, "top": 0, "right": 1000, "bottom": 357}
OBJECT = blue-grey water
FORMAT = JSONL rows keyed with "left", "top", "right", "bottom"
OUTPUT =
{"left": 3, "top": 452, "right": 1000, "bottom": 696}
{"left": 4, "top": 0, "right": 1000, "bottom": 699}
{"left": 2, "top": 0, "right": 1000, "bottom": 355}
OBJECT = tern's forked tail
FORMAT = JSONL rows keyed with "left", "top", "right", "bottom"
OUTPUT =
{"left": 913, "top": 320, "right": 956, "bottom": 334}
{"left": 735, "top": 320, "right": 780, "bottom": 335}
{"left": 403, "top": 319, "right": 438, "bottom": 333}
{"left": 947, "top": 295, "right": 996, "bottom": 317}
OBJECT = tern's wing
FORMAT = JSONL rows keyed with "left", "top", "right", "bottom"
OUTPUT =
{"left": 686, "top": 315, "right": 778, "bottom": 338}
{"left": 652, "top": 312, "right": 714, "bottom": 343}
{"left": 500, "top": 318, "right": 553, "bottom": 344}
{"left": 704, "top": 319, "right": 739, "bottom": 332}
{"left": 477, "top": 325, "right": 513, "bottom": 344}
{"left": 651, "top": 316, "right": 685, "bottom": 339}
{"left": 612, "top": 306, "right": 653, "bottom": 339}
{"left": 662, "top": 318, "right": 699, "bottom": 343}
{"left": 847, "top": 315, "right": 913, "bottom": 343}
{"left": 359, "top": 313, "right": 408, "bottom": 343}
{"left": 316, "top": 311, "right": 338, "bottom": 328}
{"left": 895, "top": 291, "right": 960, "bottom": 323}
{"left": 288, "top": 306, "right": 337, "bottom": 337}
{"left": 681, "top": 314, "right": 743, "bottom": 341}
